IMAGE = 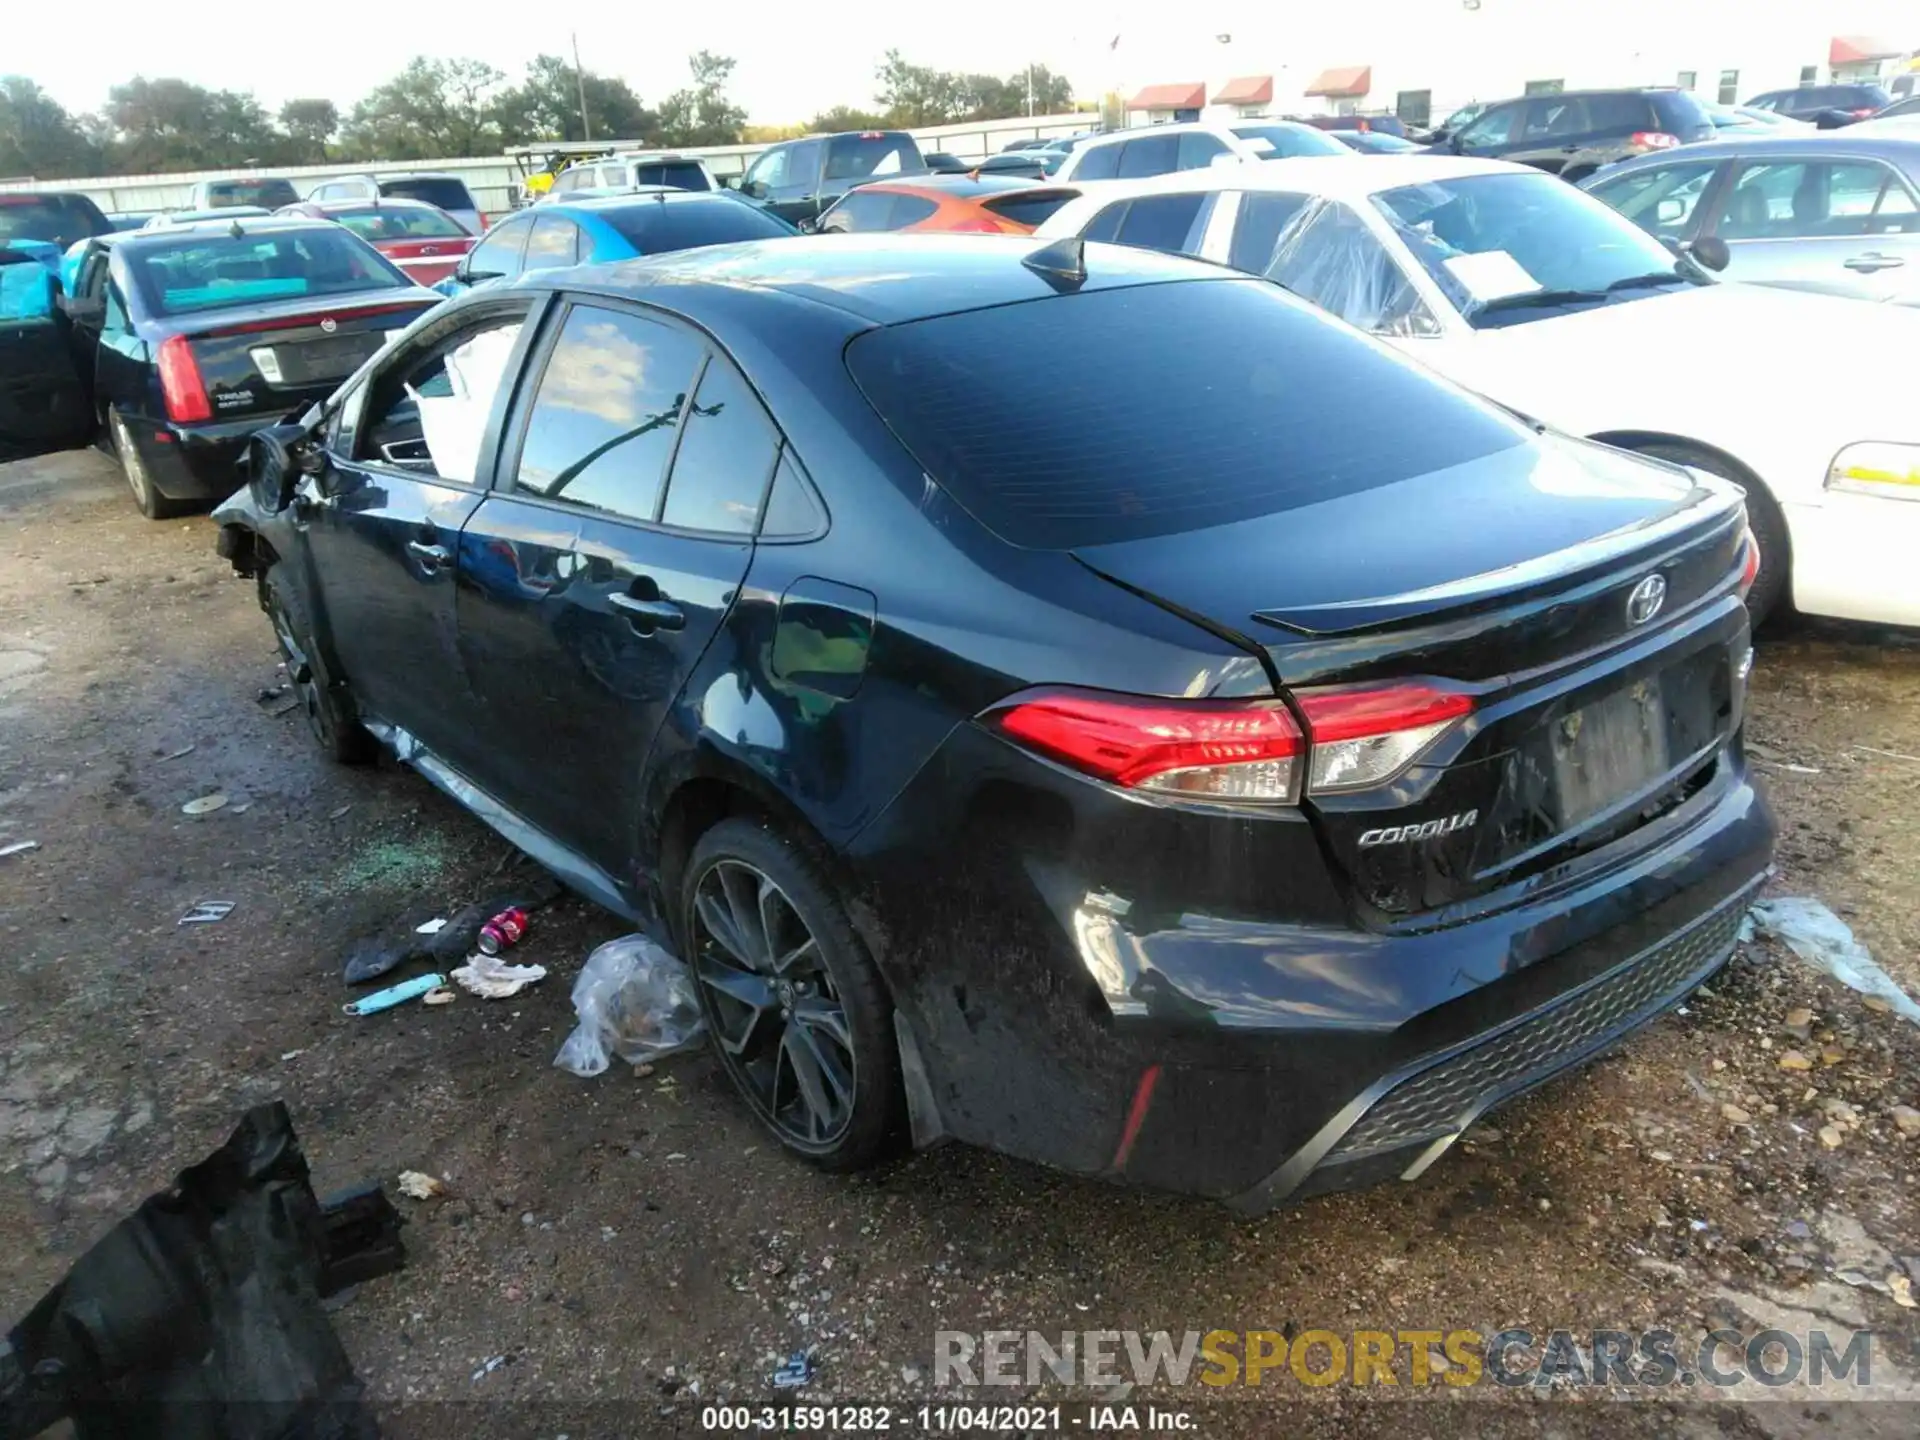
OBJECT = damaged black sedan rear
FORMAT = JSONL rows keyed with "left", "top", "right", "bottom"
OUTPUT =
{"left": 214, "top": 235, "right": 1774, "bottom": 1208}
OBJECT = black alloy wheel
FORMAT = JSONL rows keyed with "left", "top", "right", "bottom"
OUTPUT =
{"left": 263, "top": 568, "right": 376, "bottom": 765}
{"left": 681, "top": 819, "right": 902, "bottom": 1168}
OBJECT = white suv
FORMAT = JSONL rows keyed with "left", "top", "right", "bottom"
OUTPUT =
{"left": 545, "top": 153, "right": 719, "bottom": 200}
{"left": 1053, "top": 121, "right": 1345, "bottom": 183}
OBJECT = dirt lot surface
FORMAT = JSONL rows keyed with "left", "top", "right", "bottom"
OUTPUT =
{"left": 3, "top": 449, "right": 1918, "bottom": 1439}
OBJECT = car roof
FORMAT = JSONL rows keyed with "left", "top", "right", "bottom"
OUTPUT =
{"left": 299, "top": 197, "right": 445, "bottom": 212}
{"left": 110, "top": 216, "right": 345, "bottom": 249}
{"left": 550, "top": 189, "right": 728, "bottom": 215}
{"left": 523, "top": 232, "right": 1236, "bottom": 328}
{"left": 1595, "top": 131, "right": 1920, "bottom": 171}
{"left": 1073, "top": 153, "right": 1524, "bottom": 201}
{"left": 608, "top": 151, "right": 705, "bottom": 163}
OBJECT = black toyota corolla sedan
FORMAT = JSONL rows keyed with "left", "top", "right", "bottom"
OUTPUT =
{"left": 214, "top": 235, "right": 1774, "bottom": 1208}
{"left": 43, "top": 217, "right": 439, "bottom": 516}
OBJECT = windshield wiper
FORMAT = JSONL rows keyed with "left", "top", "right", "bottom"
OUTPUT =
{"left": 1472, "top": 287, "right": 1608, "bottom": 315}
{"left": 1603, "top": 271, "right": 1692, "bottom": 292}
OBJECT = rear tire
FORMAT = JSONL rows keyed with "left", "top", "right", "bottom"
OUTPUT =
{"left": 1629, "top": 441, "right": 1790, "bottom": 627}
{"left": 679, "top": 817, "right": 904, "bottom": 1172}
{"left": 263, "top": 566, "right": 376, "bottom": 765}
{"left": 110, "top": 412, "right": 187, "bottom": 520}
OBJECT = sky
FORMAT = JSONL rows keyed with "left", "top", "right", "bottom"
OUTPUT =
{"left": 14, "top": 0, "right": 1917, "bottom": 126}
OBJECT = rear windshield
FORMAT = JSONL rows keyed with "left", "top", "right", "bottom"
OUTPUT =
{"left": 824, "top": 134, "right": 927, "bottom": 182}
{"left": 598, "top": 197, "right": 798, "bottom": 254}
{"left": 207, "top": 179, "right": 299, "bottom": 209}
{"left": 980, "top": 190, "right": 1081, "bottom": 228}
{"left": 1819, "top": 84, "right": 1890, "bottom": 108}
{"left": 127, "top": 228, "right": 409, "bottom": 316}
{"left": 379, "top": 178, "right": 474, "bottom": 212}
{"left": 846, "top": 279, "right": 1526, "bottom": 549}
{"left": 0, "top": 193, "right": 111, "bottom": 245}
{"left": 632, "top": 161, "right": 711, "bottom": 191}
{"left": 1651, "top": 90, "right": 1714, "bottom": 129}
{"left": 333, "top": 207, "right": 469, "bottom": 241}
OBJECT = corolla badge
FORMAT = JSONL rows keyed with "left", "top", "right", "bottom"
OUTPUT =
{"left": 1626, "top": 573, "right": 1667, "bottom": 627}
{"left": 1358, "top": 810, "right": 1478, "bottom": 847}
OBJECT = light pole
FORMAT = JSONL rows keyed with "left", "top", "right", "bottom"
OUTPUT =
{"left": 572, "top": 32, "right": 593, "bottom": 142}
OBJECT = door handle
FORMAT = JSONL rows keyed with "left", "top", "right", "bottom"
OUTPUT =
{"left": 1843, "top": 253, "right": 1905, "bottom": 273}
{"left": 609, "top": 591, "right": 686, "bottom": 631}
{"left": 407, "top": 540, "right": 451, "bottom": 570}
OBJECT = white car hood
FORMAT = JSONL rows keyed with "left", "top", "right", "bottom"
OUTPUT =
{"left": 1428, "top": 284, "right": 1920, "bottom": 491}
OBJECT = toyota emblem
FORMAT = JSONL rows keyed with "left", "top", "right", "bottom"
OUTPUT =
{"left": 320, "top": 317, "right": 337, "bottom": 333}
{"left": 1626, "top": 573, "right": 1667, "bottom": 626}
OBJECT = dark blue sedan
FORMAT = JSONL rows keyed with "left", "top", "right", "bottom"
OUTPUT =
{"left": 213, "top": 236, "right": 1771, "bottom": 1207}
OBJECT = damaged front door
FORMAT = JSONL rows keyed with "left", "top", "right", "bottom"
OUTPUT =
{"left": 299, "top": 295, "right": 544, "bottom": 768}
{"left": 0, "top": 249, "right": 89, "bottom": 461}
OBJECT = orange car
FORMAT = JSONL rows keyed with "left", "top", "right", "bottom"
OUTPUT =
{"left": 813, "top": 174, "right": 1082, "bottom": 235}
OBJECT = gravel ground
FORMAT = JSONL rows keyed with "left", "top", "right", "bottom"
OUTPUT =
{"left": 2, "top": 449, "right": 1917, "bottom": 1439}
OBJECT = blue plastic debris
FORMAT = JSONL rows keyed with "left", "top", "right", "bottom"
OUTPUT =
{"left": 1746, "top": 897, "right": 1920, "bottom": 1025}
{"left": 343, "top": 972, "right": 446, "bottom": 1017}
{"left": 771, "top": 1350, "right": 816, "bottom": 1389}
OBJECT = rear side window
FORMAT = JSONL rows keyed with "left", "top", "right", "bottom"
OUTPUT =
{"left": 980, "top": 190, "right": 1080, "bottom": 229}
{"left": 1113, "top": 193, "right": 1209, "bottom": 254}
{"left": 1118, "top": 134, "right": 1178, "bottom": 179}
{"left": 845, "top": 279, "right": 1524, "bottom": 549}
{"left": 1651, "top": 90, "right": 1713, "bottom": 131}
{"left": 823, "top": 191, "right": 895, "bottom": 232}
{"left": 381, "top": 178, "right": 474, "bottom": 212}
{"left": 598, "top": 198, "right": 798, "bottom": 254}
{"left": 634, "top": 161, "right": 712, "bottom": 191}
{"left": 513, "top": 304, "right": 703, "bottom": 523}
{"left": 825, "top": 134, "right": 924, "bottom": 182}
{"left": 659, "top": 359, "right": 779, "bottom": 533}
{"left": 1583, "top": 94, "right": 1656, "bottom": 131}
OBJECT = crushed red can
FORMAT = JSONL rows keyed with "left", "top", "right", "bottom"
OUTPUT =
{"left": 476, "top": 907, "right": 529, "bottom": 956}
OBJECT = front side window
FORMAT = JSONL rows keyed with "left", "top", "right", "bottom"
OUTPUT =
{"left": 1717, "top": 160, "right": 1920, "bottom": 239}
{"left": 659, "top": 359, "right": 780, "bottom": 533}
{"left": 465, "top": 219, "right": 530, "bottom": 280}
{"left": 523, "top": 215, "right": 579, "bottom": 270}
{"left": 743, "top": 146, "right": 790, "bottom": 191}
{"left": 1260, "top": 199, "right": 1438, "bottom": 337}
{"left": 1521, "top": 97, "right": 1589, "bottom": 140}
{"left": 1176, "top": 132, "right": 1228, "bottom": 171}
{"left": 785, "top": 141, "right": 826, "bottom": 189}
{"left": 1585, "top": 161, "right": 1721, "bottom": 238}
{"left": 1456, "top": 104, "right": 1519, "bottom": 149}
{"left": 1229, "top": 191, "right": 1312, "bottom": 273}
{"left": 512, "top": 304, "right": 704, "bottom": 523}
{"left": 354, "top": 312, "right": 527, "bottom": 482}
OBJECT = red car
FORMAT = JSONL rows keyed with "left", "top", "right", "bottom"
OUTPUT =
{"left": 276, "top": 199, "right": 476, "bottom": 286}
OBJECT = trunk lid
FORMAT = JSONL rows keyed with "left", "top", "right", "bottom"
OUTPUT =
{"left": 170, "top": 292, "right": 435, "bottom": 421}
{"left": 1073, "top": 434, "right": 1751, "bottom": 920}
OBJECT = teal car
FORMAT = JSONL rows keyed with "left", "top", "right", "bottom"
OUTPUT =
{"left": 434, "top": 191, "right": 799, "bottom": 298}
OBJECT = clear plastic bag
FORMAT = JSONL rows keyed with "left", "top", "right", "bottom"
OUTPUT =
{"left": 1745, "top": 897, "right": 1920, "bottom": 1025}
{"left": 553, "top": 935, "right": 707, "bottom": 1077}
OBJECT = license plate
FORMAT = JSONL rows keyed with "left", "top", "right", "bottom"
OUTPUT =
{"left": 1551, "top": 677, "right": 1673, "bottom": 828}
{"left": 274, "top": 333, "right": 382, "bottom": 383}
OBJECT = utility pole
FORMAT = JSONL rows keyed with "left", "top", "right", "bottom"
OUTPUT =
{"left": 1027, "top": 63, "right": 1035, "bottom": 117}
{"left": 572, "top": 32, "right": 594, "bottom": 141}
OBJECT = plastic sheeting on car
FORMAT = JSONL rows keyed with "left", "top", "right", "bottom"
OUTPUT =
{"left": 1244, "top": 196, "right": 1441, "bottom": 339}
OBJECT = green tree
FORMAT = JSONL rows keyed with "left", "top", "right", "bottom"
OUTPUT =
{"left": 805, "top": 104, "right": 892, "bottom": 133}
{"left": 99, "top": 77, "right": 279, "bottom": 171}
{"left": 278, "top": 98, "right": 339, "bottom": 162}
{"left": 655, "top": 51, "right": 746, "bottom": 147}
{"left": 0, "top": 76, "right": 101, "bottom": 179}
{"left": 343, "top": 57, "right": 504, "bottom": 161}
{"left": 493, "top": 54, "right": 656, "bottom": 143}
{"left": 873, "top": 53, "right": 1077, "bottom": 126}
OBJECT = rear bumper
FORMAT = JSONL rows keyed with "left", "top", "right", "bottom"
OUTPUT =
{"left": 131, "top": 417, "right": 258, "bottom": 500}
{"left": 854, "top": 724, "right": 1774, "bottom": 1208}
{"left": 1784, "top": 490, "right": 1920, "bottom": 626}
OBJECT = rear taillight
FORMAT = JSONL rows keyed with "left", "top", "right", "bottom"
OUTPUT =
{"left": 156, "top": 335, "right": 212, "bottom": 423}
{"left": 1629, "top": 131, "right": 1681, "bottom": 151}
{"left": 986, "top": 682, "right": 1474, "bottom": 804}
{"left": 1296, "top": 684, "right": 1474, "bottom": 793}
{"left": 1850, "top": 108, "right": 1876, "bottom": 118}
{"left": 1738, "top": 525, "right": 1761, "bottom": 597}
{"left": 989, "top": 691, "right": 1305, "bottom": 803}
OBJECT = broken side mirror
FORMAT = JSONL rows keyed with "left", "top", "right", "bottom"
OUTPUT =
{"left": 245, "top": 421, "right": 324, "bottom": 513}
